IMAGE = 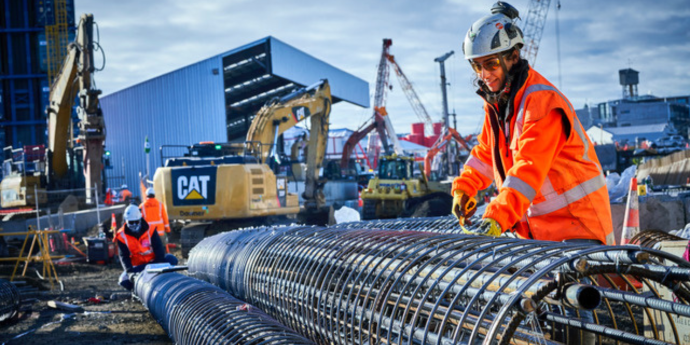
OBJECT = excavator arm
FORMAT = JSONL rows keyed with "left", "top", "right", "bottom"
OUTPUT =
{"left": 46, "top": 13, "right": 104, "bottom": 203}
{"left": 423, "top": 128, "right": 473, "bottom": 178}
{"left": 246, "top": 79, "right": 332, "bottom": 209}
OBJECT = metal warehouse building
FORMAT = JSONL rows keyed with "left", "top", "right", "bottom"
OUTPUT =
{"left": 101, "top": 36, "right": 369, "bottom": 195}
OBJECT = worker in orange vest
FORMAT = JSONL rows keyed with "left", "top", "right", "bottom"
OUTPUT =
{"left": 139, "top": 187, "right": 171, "bottom": 248}
{"left": 451, "top": 2, "right": 613, "bottom": 246}
{"left": 452, "top": 4, "right": 610, "bottom": 344}
{"left": 119, "top": 184, "right": 132, "bottom": 204}
{"left": 114, "top": 205, "right": 177, "bottom": 291}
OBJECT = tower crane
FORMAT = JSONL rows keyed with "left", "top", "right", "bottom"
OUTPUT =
{"left": 516, "top": 0, "right": 552, "bottom": 67}
{"left": 386, "top": 55, "right": 434, "bottom": 136}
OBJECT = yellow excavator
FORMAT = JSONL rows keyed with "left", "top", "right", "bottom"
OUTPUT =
{"left": 1, "top": 14, "right": 104, "bottom": 209}
{"left": 152, "top": 80, "right": 331, "bottom": 256}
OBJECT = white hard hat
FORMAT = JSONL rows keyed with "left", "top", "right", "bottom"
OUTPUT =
{"left": 121, "top": 184, "right": 128, "bottom": 189}
{"left": 146, "top": 187, "right": 155, "bottom": 197}
{"left": 123, "top": 205, "right": 142, "bottom": 222}
{"left": 463, "top": 2, "right": 524, "bottom": 60}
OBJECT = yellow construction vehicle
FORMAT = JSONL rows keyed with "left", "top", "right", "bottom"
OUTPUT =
{"left": 360, "top": 154, "right": 451, "bottom": 220}
{"left": 1, "top": 14, "right": 105, "bottom": 209}
{"left": 152, "top": 80, "right": 332, "bottom": 256}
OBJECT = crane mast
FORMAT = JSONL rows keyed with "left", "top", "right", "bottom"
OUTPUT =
{"left": 387, "top": 55, "right": 434, "bottom": 136}
{"left": 520, "top": 0, "right": 552, "bottom": 67}
{"left": 372, "top": 39, "right": 403, "bottom": 156}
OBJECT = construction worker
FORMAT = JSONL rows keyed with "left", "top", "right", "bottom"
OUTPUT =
{"left": 452, "top": 2, "right": 613, "bottom": 245}
{"left": 114, "top": 205, "right": 177, "bottom": 291}
{"left": 119, "top": 184, "right": 132, "bottom": 204}
{"left": 139, "top": 187, "right": 171, "bottom": 248}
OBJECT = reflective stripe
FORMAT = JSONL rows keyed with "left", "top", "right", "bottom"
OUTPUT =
{"left": 465, "top": 154, "right": 493, "bottom": 180}
{"left": 528, "top": 173, "right": 606, "bottom": 217}
{"left": 504, "top": 175, "right": 536, "bottom": 202}
{"left": 513, "top": 83, "right": 589, "bottom": 161}
{"left": 540, "top": 176, "right": 556, "bottom": 197}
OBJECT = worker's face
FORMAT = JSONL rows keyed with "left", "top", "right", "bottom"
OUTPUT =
{"left": 471, "top": 51, "right": 517, "bottom": 92}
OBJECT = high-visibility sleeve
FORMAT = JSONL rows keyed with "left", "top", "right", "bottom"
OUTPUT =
{"left": 484, "top": 108, "right": 567, "bottom": 230}
{"left": 452, "top": 114, "right": 494, "bottom": 197}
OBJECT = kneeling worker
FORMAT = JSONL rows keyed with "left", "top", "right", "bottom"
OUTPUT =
{"left": 114, "top": 205, "right": 177, "bottom": 290}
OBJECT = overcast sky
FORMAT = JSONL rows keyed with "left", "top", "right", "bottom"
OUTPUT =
{"left": 75, "top": 0, "right": 690, "bottom": 137}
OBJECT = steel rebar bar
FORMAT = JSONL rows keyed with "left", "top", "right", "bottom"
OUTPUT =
{"left": 187, "top": 225, "right": 690, "bottom": 345}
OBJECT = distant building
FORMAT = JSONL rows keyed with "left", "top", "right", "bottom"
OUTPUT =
{"left": 586, "top": 123, "right": 675, "bottom": 146}
{"left": 100, "top": 36, "right": 368, "bottom": 192}
{"left": 576, "top": 68, "right": 690, "bottom": 139}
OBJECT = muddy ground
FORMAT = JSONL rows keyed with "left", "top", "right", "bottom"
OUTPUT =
{"left": 0, "top": 231, "right": 183, "bottom": 345}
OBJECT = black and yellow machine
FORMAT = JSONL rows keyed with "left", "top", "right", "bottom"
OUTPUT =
{"left": 1, "top": 14, "right": 105, "bottom": 209}
{"left": 360, "top": 154, "right": 451, "bottom": 220}
{"left": 152, "top": 80, "right": 332, "bottom": 256}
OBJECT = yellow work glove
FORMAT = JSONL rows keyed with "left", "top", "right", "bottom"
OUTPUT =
{"left": 462, "top": 218, "right": 502, "bottom": 237}
{"left": 451, "top": 190, "right": 477, "bottom": 225}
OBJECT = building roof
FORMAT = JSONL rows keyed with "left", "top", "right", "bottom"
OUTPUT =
{"left": 604, "top": 123, "right": 670, "bottom": 135}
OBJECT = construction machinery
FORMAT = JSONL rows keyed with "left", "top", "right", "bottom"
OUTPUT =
{"left": 360, "top": 154, "right": 452, "bottom": 220}
{"left": 424, "top": 127, "right": 473, "bottom": 181}
{"left": 1, "top": 14, "right": 105, "bottom": 209}
{"left": 347, "top": 39, "right": 452, "bottom": 220}
{"left": 152, "top": 80, "right": 332, "bottom": 256}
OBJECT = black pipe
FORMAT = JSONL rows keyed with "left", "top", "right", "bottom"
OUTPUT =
{"left": 133, "top": 268, "right": 314, "bottom": 345}
{"left": 0, "top": 279, "right": 20, "bottom": 323}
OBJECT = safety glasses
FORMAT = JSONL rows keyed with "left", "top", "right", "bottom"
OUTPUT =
{"left": 470, "top": 57, "right": 501, "bottom": 74}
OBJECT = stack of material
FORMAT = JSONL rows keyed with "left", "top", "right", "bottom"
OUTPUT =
{"left": 0, "top": 279, "right": 20, "bottom": 322}
{"left": 133, "top": 268, "right": 314, "bottom": 345}
{"left": 187, "top": 225, "right": 690, "bottom": 344}
{"left": 638, "top": 149, "right": 690, "bottom": 186}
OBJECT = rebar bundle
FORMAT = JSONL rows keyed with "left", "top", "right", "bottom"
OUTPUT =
{"left": 630, "top": 230, "right": 685, "bottom": 249}
{"left": 188, "top": 225, "right": 690, "bottom": 345}
{"left": 331, "top": 215, "right": 470, "bottom": 233}
{"left": 0, "top": 279, "right": 20, "bottom": 323}
{"left": 133, "top": 268, "right": 314, "bottom": 345}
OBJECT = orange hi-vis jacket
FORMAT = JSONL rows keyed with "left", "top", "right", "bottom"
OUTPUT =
{"left": 114, "top": 226, "right": 156, "bottom": 267}
{"left": 140, "top": 197, "right": 170, "bottom": 237}
{"left": 452, "top": 66, "right": 614, "bottom": 244}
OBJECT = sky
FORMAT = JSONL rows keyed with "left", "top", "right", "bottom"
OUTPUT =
{"left": 75, "top": 0, "right": 690, "bottom": 137}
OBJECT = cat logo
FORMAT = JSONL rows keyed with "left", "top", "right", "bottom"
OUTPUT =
{"left": 171, "top": 166, "right": 217, "bottom": 206}
{"left": 177, "top": 175, "right": 210, "bottom": 200}
{"left": 291, "top": 106, "right": 311, "bottom": 122}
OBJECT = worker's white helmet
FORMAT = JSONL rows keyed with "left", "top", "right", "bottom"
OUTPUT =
{"left": 463, "top": 2, "right": 524, "bottom": 60}
{"left": 123, "top": 205, "right": 142, "bottom": 232}
{"left": 146, "top": 188, "right": 155, "bottom": 197}
{"left": 121, "top": 184, "right": 128, "bottom": 189}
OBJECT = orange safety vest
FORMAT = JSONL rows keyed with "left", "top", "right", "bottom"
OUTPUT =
{"left": 140, "top": 197, "right": 170, "bottom": 237}
{"left": 114, "top": 226, "right": 156, "bottom": 266}
{"left": 120, "top": 189, "right": 132, "bottom": 203}
{"left": 452, "top": 67, "right": 614, "bottom": 244}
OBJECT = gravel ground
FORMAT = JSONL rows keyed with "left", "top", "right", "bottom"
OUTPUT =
{"left": 0, "top": 234, "right": 183, "bottom": 345}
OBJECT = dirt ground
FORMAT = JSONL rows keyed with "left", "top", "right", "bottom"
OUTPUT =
{"left": 0, "top": 230, "right": 184, "bottom": 345}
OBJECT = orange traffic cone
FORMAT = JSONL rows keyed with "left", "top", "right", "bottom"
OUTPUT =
{"left": 111, "top": 213, "right": 118, "bottom": 233}
{"left": 620, "top": 178, "right": 640, "bottom": 245}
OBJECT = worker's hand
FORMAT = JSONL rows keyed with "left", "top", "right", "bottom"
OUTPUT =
{"left": 462, "top": 218, "right": 502, "bottom": 237}
{"left": 452, "top": 190, "right": 477, "bottom": 225}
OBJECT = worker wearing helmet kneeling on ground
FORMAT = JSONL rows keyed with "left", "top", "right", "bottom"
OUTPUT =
{"left": 452, "top": 3, "right": 613, "bottom": 344}
{"left": 114, "top": 204, "right": 178, "bottom": 291}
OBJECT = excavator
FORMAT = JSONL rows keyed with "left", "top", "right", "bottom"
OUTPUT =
{"left": 423, "top": 127, "right": 473, "bottom": 181}
{"left": 1, "top": 14, "right": 105, "bottom": 209}
{"left": 152, "top": 79, "right": 332, "bottom": 256}
{"left": 347, "top": 39, "right": 453, "bottom": 220}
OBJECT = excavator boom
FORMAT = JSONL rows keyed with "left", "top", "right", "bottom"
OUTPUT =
{"left": 246, "top": 79, "right": 332, "bottom": 210}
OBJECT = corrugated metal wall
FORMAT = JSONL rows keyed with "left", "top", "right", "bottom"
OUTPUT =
{"left": 100, "top": 56, "right": 226, "bottom": 196}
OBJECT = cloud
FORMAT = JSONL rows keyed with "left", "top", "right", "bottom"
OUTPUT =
{"left": 76, "top": 0, "right": 690, "bottom": 137}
